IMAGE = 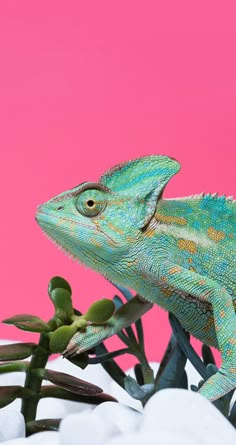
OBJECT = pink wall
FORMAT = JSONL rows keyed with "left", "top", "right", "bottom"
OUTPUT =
{"left": 1, "top": 1, "right": 236, "bottom": 368}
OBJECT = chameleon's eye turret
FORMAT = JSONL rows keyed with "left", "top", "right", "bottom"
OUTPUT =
{"left": 76, "top": 189, "right": 107, "bottom": 217}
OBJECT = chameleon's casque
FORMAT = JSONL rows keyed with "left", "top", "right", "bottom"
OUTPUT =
{"left": 36, "top": 155, "right": 236, "bottom": 401}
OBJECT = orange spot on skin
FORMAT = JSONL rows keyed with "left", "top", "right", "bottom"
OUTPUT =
{"left": 227, "top": 350, "right": 233, "bottom": 356}
{"left": 126, "top": 236, "right": 136, "bottom": 243}
{"left": 127, "top": 259, "right": 138, "bottom": 267}
{"left": 229, "top": 367, "right": 236, "bottom": 373}
{"left": 160, "top": 276, "right": 168, "bottom": 282}
{"left": 207, "top": 227, "right": 226, "bottom": 242}
{"left": 145, "top": 227, "right": 156, "bottom": 238}
{"left": 189, "top": 266, "right": 196, "bottom": 272}
{"left": 107, "top": 222, "right": 124, "bottom": 235}
{"left": 162, "top": 287, "right": 173, "bottom": 298}
{"left": 229, "top": 338, "right": 236, "bottom": 345}
{"left": 168, "top": 266, "right": 182, "bottom": 275}
{"left": 220, "top": 310, "right": 225, "bottom": 318}
{"left": 188, "top": 258, "right": 193, "bottom": 263}
{"left": 203, "top": 316, "right": 214, "bottom": 334}
{"left": 90, "top": 238, "right": 102, "bottom": 248}
{"left": 199, "top": 280, "right": 206, "bottom": 285}
{"left": 177, "top": 239, "right": 197, "bottom": 254}
{"left": 156, "top": 213, "right": 187, "bottom": 226}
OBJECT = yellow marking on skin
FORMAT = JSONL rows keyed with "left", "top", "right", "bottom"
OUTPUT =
{"left": 203, "top": 315, "right": 214, "bottom": 334}
{"left": 160, "top": 276, "right": 167, "bottom": 282}
{"left": 108, "top": 238, "right": 117, "bottom": 247}
{"left": 229, "top": 367, "right": 236, "bottom": 374}
{"left": 90, "top": 238, "right": 102, "bottom": 248}
{"left": 207, "top": 227, "right": 226, "bottom": 242}
{"left": 127, "top": 259, "right": 138, "bottom": 267}
{"left": 168, "top": 266, "right": 182, "bottom": 275}
{"left": 227, "top": 350, "right": 233, "bottom": 356}
{"left": 156, "top": 213, "right": 187, "bottom": 226}
{"left": 107, "top": 222, "right": 124, "bottom": 235}
{"left": 177, "top": 239, "right": 197, "bottom": 254}
{"left": 126, "top": 236, "right": 136, "bottom": 243}
{"left": 189, "top": 266, "right": 196, "bottom": 272}
{"left": 188, "top": 258, "right": 193, "bottom": 263}
{"left": 206, "top": 336, "right": 215, "bottom": 344}
{"left": 220, "top": 310, "right": 225, "bottom": 318}
{"left": 229, "top": 338, "right": 236, "bottom": 345}
{"left": 199, "top": 280, "right": 206, "bottom": 285}
{"left": 145, "top": 227, "right": 156, "bottom": 238}
{"left": 162, "top": 287, "right": 173, "bottom": 298}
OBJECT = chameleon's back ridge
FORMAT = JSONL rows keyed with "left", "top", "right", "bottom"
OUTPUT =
{"left": 36, "top": 154, "right": 236, "bottom": 402}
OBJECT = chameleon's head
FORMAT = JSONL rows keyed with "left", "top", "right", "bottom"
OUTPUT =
{"left": 36, "top": 155, "right": 180, "bottom": 275}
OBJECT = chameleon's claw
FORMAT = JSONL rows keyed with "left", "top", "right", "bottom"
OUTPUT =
{"left": 199, "top": 368, "right": 236, "bottom": 401}
{"left": 62, "top": 296, "right": 152, "bottom": 358}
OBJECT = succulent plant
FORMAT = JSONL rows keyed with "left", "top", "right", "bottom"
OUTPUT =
{"left": 1, "top": 275, "right": 235, "bottom": 436}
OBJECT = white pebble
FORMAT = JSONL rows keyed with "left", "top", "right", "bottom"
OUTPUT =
{"left": 94, "top": 401, "right": 141, "bottom": 434}
{"left": 141, "top": 388, "right": 236, "bottom": 444}
{"left": 104, "top": 430, "right": 201, "bottom": 445}
{"left": 0, "top": 409, "right": 25, "bottom": 442}
{"left": 60, "top": 411, "right": 120, "bottom": 445}
{"left": 27, "top": 431, "right": 60, "bottom": 444}
{"left": 36, "top": 397, "right": 67, "bottom": 420}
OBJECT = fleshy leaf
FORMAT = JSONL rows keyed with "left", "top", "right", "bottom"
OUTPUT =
{"left": 0, "top": 386, "right": 33, "bottom": 408}
{"left": 84, "top": 299, "right": 115, "bottom": 323}
{"left": 66, "top": 353, "right": 89, "bottom": 370}
{"left": 0, "top": 361, "right": 29, "bottom": 373}
{"left": 0, "top": 343, "right": 36, "bottom": 360}
{"left": 49, "top": 325, "right": 78, "bottom": 353}
{"left": 202, "top": 344, "right": 216, "bottom": 366}
{"left": 26, "top": 419, "right": 61, "bottom": 435}
{"left": 134, "top": 364, "right": 144, "bottom": 386}
{"left": 50, "top": 288, "right": 74, "bottom": 323}
{"left": 229, "top": 401, "right": 236, "bottom": 427}
{"left": 3, "top": 314, "right": 46, "bottom": 325}
{"left": 40, "top": 385, "right": 117, "bottom": 404}
{"left": 48, "top": 276, "right": 72, "bottom": 296}
{"left": 32, "top": 368, "right": 102, "bottom": 395}
{"left": 124, "top": 376, "right": 154, "bottom": 401}
{"left": 13, "top": 321, "right": 51, "bottom": 333}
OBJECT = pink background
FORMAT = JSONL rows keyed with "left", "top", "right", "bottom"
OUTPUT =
{"left": 1, "top": 1, "right": 236, "bottom": 368}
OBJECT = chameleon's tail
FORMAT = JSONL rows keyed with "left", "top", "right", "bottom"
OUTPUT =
{"left": 199, "top": 367, "right": 236, "bottom": 401}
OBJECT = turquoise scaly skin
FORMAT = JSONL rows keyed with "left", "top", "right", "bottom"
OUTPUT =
{"left": 36, "top": 155, "right": 236, "bottom": 401}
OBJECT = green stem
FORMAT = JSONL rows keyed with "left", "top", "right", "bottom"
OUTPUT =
{"left": 21, "top": 334, "right": 50, "bottom": 423}
{"left": 134, "top": 349, "right": 154, "bottom": 385}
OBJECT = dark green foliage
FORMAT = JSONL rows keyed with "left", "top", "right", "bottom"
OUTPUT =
{"left": 1, "top": 275, "right": 236, "bottom": 436}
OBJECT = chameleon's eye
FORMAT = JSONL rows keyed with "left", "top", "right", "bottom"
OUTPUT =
{"left": 76, "top": 189, "right": 107, "bottom": 217}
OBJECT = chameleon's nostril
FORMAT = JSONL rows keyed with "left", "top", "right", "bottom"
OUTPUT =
{"left": 57, "top": 206, "right": 64, "bottom": 211}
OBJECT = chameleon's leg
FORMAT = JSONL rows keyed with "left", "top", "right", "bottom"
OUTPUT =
{"left": 63, "top": 296, "right": 152, "bottom": 357}
{"left": 157, "top": 262, "right": 236, "bottom": 401}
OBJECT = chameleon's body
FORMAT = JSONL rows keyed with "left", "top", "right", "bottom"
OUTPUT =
{"left": 36, "top": 155, "right": 236, "bottom": 401}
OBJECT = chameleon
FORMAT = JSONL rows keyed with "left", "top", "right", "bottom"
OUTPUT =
{"left": 36, "top": 155, "right": 236, "bottom": 401}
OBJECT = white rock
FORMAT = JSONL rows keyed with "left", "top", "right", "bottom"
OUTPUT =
{"left": 46, "top": 356, "right": 113, "bottom": 414}
{"left": 94, "top": 401, "right": 141, "bottom": 434}
{"left": 48, "top": 356, "right": 111, "bottom": 393}
{"left": 27, "top": 431, "right": 60, "bottom": 444}
{"left": 0, "top": 439, "right": 28, "bottom": 445}
{"left": 141, "top": 388, "right": 236, "bottom": 444}
{"left": 104, "top": 430, "right": 201, "bottom": 445}
{"left": 0, "top": 409, "right": 25, "bottom": 442}
{"left": 60, "top": 411, "right": 120, "bottom": 445}
{"left": 36, "top": 397, "right": 67, "bottom": 420}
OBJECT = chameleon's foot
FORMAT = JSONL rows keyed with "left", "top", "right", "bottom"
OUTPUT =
{"left": 199, "top": 368, "right": 236, "bottom": 401}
